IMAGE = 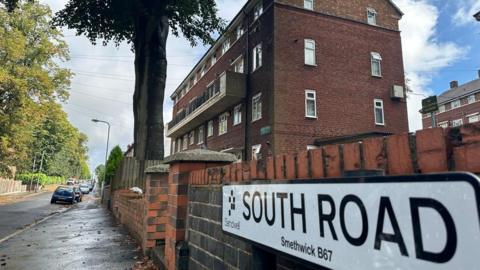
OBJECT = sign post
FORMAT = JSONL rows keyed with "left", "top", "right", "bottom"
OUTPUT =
{"left": 222, "top": 173, "right": 480, "bottom": 270}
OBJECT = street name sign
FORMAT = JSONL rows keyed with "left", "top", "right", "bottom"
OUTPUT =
{"left": 222, "top": 173, "right": 480, "bottom": 270}
{"left": 421, "top": 96, "right": 439, "bottom": 114}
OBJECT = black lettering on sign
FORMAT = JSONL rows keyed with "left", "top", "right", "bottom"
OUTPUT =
{"left": 290, "top": 193, "right": 307, "bottom": 233}
{"left": 277, "top": 192, "right": 288, "bottom": 229}
{"left": 252, "top": 191, "right": 263, "bottom": 223}
{"left": 374, "top": 197, "right": 408, "bottom": 257}
{"left": 340, "top": 194, "right": 368, "bottom": 246}
{"left": 317, "top": 194, "right": 338, "bottom": 240}
{"left": 264, "top": 192, "right": 276, "bottom": 226}
{"left": 243, "top": 191, "right": 251, "bottom": 220}
{"left": 410, "top": 198, "right": 457, "bottom": 263}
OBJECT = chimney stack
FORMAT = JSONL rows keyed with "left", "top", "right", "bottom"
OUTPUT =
{"left": 450, "top": 80, "right": 459, "bottom": 89}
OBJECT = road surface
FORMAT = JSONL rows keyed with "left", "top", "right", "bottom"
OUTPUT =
{"left": 0, "top": 192, "right": 68, "bottom": 240}
{"left": 0, "top": 198, "right": 142, "bottom": 269}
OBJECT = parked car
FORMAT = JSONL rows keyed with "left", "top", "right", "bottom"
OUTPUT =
{"left": 79, "top": 184, "right": 90, "bottom": 194}
{"left": 73, "top": 186, "right": 83, "bottom": 202}
{"left": 66, "top": 179, "right": 75, "bottom": 186}
{"left": 51, "top": 186, "right": 75, "bottom": 204}
{"left": 88, "top": 182, "right": 94, "bottom": 191}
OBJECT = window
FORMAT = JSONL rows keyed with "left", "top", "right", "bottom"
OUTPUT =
{"left": 468, "top": 114, "right": 479, "bottom": 123}
{"left": 304, "top": 39, "right": 316, "bottom": 66}
{"left": 305, "top": 90, "right": 317, "bottom": 118}
{"left": 189, "top": 131, "right": 195, "bottom": 145}
{"left": 254, "top": 2, "right": 263, "bottom": 21}
{"left": 211, "top": 54, "right": 217, "bottom": 65}
{"left": 222, "top": 39, "right": 230, "bottom": 55}
{"left": 252, "top": 144, "right": 261, "bottom": 160}
{"left": 304, "top": 0, "right": 314, "bottom": 10}
{"left": 233, "top": 104, "right": 242, "bottom": 125}
{"left": 438, "top": 105, "right": 446, "bottom": 113}
{"left": 219, "top": 113, "right": 228, "bottom": 135}
{"left": 252, "top": 93, "right": 262, "bottom": 122}
{"left": 177, "top": 138, "right": 182, "bottom": 152}
{"left": 451, "top": 100, "right": 461, "bottom": 109}
{"left": 307, "top": 145, "right": 319, "bottom": 150}
{"left": 182, "top": 135, "right": 188, "bottom": 150}
{"left": 232, "top": 56, "right": 244, "bottom": 73}
{"left": 367, "top": 8, "right": 377, "bottom": 25}
{"left": 452, "top": 119, "right": 463, "bottom": 127}
{"left": 438, "top": 122, "right": 448, "bottom": 129}
{"left": 198, "top": 126, "right": 204, "bottom": 144}
{"left": 207, "top": 120, "right": 214, "bottom": 137}
{"left": 200, "top": 65, "right": 206, "bottom": 77}
{"left": 252, "top": 44, "right": 262, "bottom": 71}
{"left": 468, "top": 95, "right": 476, "bottom": 104}
{"left": 371, "top": 52, "right": 382, "bottom": 77}
{"left": 171, "top": 140, "right": 176, "bottom": 154}
{"left": 374, "top": 99, "right": 385, "bottom": 125}
{"left": 236, "top": 25, "right": 244, "bottom": 39}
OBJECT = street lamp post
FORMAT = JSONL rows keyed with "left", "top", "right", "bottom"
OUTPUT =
{"left": 92, "top": 119, "right": 110, "bottom": 202}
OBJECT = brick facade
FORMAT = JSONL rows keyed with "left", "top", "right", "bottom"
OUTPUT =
{"left": 168, "top": 0, "right": 408, "bottom": 161}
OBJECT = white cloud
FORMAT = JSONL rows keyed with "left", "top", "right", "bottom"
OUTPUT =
{"left": 453, "top": 0, "right": 480, "bottom": 26}
{"left": 394, "top": 0, "right": 467, "bottom": 132}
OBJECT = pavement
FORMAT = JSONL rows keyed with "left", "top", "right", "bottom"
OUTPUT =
{"left": 0, "top": 196, "right": 144, "bottom": 270}
{"left": 0, "top": 192, "right": 69, "bottom": 240}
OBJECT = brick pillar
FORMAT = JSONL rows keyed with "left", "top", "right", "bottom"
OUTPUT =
{"left": 162, "top": 150, "right": 236, "bottom": 270}
{"left": 143, "top": 165, "right": 170, "bottom": 252}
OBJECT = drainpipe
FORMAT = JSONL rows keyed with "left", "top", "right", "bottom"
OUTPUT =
{"left": 243, "top": 10, "right": 251, "bottom": 161}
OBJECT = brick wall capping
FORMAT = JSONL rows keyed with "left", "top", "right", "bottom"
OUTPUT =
{"left": 145, "top": 164, "right": 170, "bottom": 174}
{"left": 314, "top": 131, "right": 393, "bottom": 146}
{"left": 162, "top": 149, "right": 237, "bottom": 164}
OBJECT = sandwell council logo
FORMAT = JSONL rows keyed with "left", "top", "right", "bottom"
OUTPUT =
{"left": 228, "top": 190, "right": 236, "bottom": 216}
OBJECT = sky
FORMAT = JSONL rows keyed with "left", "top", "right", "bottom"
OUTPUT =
{"left": 41, "top": 0, "right": 480, "bottom": 174}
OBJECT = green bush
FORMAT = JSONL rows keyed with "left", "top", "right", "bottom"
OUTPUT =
{"left": 16, "top": 173, "right": 65, "bottom": 186}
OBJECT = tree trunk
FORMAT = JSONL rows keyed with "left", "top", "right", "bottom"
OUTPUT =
{"left": 133, "top": 12, "right": 168, "bottom": 160}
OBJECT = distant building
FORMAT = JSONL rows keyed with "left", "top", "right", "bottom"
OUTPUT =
{"left": 422, "top": 72, "right": 480, "bottom": 129}
{"left": 167, "top": 0, "right": 409, "bottom": 161}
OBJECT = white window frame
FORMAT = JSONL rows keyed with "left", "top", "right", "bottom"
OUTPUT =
{"left": 367, "top": 8, "right": 377, "bottom": 25}
{"left": 252, "top": 44, "right": 263, "bottom": 71}
{"left": 452, "top": 119, "right": 463, "bottom": 127}
{"left": 438, "top": 105, "right": 446, "bottom": 113}
{"left": 236, "top": 25, "right": 244, "bottom": 39}
{"left": 438, "top": 121, "right": 449, "bottom": 129}
{"left": 233, "top": 104, "right": 242, "bottom": 125}
{"left": 304, "top": 0, "right": 314, "bottom": 10}
{"left": 305, "top": 90, "right": 317, "bottom": 118}
{"left": 451, "top": 100, "right": 461, "bottom": 109}
{"left": 197, "top": 126, "right": 204, "bottom": 144}
{"left": 468, "top": 95, "right": 476, "bottom": 104}
{"left": 222, "top": 39, "right": 231, "bottom": 55}
{"left": 252, "top": 144, "right": 262, "bottom": 160}
{"left": 171, "top": 140, "right": 176, "bottom": 154}
{"left": 232, "top": 56, "right": 245, "bottom": 74}
{"left": 177, "top": 138, "right": 182, "bottom": 152}
{"left": 189, "top": 131, "right": 195, "bottom": 145}
{"left": 304, "top": 39, "right": 316, "bottom": 66}
{"left": 211, "top": 54, "right": 217, "bottom": 65}
{"left": 207, "top": 120, "right": 214, "bottom": 137}
{"left": 467, "top": 113, "right": 479, "bottom": 123}
{"left": 371, "top": 52, "right": 382, "bottom": 77}
{"left": 374, "top": 99, "right": 385, "bottom": 126}
{"left": 182, "top": 135, "right": 188, "bottom": 150}
{"left": 219, "top": 113, "right": 228, "bottom": 135}
{"left": 252, "top": 93, "right": 262, "bottom": 122}
{"left": 254, "top": 2, "right": 263, "bottom": 21}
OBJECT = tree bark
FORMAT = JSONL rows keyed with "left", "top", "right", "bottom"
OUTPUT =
{"left": 133, "top": 11, "right": 168, "bottom": 160}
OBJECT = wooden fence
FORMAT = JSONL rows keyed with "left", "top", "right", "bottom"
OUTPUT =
{"left": 111, "top": 158, "right": 162, "bottom": 191}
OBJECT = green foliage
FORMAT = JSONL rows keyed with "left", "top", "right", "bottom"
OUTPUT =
{"left": 0, "top": 1, "right": 90, "bottom": 178}
{"left": 104, "top": 145, "right": 123, "bottom": 184}
{"left": 53, "top": 0, "right": 225, "bottom": 47}
{"left": 95, "top": 164, "right": 105, "bottom": 183}
{"left": 16, "top": 173, "right": 64, "bottom": 186}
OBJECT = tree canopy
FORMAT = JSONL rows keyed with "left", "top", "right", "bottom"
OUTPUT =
{"left": 54, "top": 0, "right": 225, "bottom": 160}
{"left": 0, "top": 1, "right": 90, "bottom": 178}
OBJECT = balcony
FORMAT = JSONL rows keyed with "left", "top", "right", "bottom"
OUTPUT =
{"left": 167, "top": 71, "right": 246, "bottom": 138}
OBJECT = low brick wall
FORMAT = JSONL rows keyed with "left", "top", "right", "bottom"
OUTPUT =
{"left": 0, "top": 179, "right": 26, "bottom": 194}
{"left": 112, "top": 190, "right": 145, "bottom": 243}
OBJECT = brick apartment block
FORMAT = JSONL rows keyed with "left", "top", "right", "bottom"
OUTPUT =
{"left": 167, "top": 0, "right": 409, "bottom": 161}
{"left": 422, "top": 72, "right": 480, "bottom": 129}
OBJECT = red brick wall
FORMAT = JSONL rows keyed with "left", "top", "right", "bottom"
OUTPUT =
{"left": 189, "top": 124, "right": 480, "bottom": 186}
{"left": 276, "top": 0, "right": 401, "bottom": 30}
{"left": 273, "top": 3, "right": 408, "bottom": 155}
{"left": 111, "top": 190, "right": 145, "bottom": 244}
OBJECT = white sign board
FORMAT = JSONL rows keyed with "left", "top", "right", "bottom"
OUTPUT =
{"left": 222, "top": 173, "right": 480, "bottom": 270}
